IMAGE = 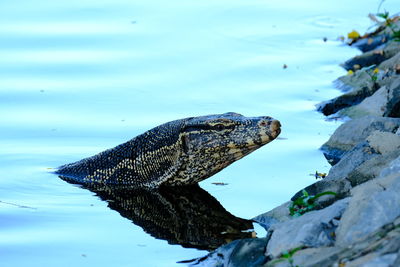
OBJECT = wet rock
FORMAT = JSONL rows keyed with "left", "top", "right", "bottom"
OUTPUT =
{"left": 383, "top": 75, "right": 400, "bottom": 117}
{"left": 317, "top": 70, "right": 377, "bottom": 116}
{"left": 321, "top": 136, "right": 400, "bottom": 189}
{"left": 339, "top": 85, "right": 390, "bottom": 118}
{"left": 188, "top": 238, "right": 268, "bottom": 267}
{"left": 318, "top": 54, "right": 400, "bottom": 117}
{"left": 335, "top": 173, "right": 400, "bottom": 247}
{"left": 268, "top": 217, "right": 400, "bottom": 267}
{"left": 186, "top": 239, "right": 237, "bottom": 266}
{"left": 351, "top": 35, "right": 389, "bottom": 52}
{"left": 392, "top": 251, "right": 400, "bottom": 267}
{"left": 321, "top": 116, "right": 400, "bottom": 165}
{"left": 345, "top": 149, "right": 400, "bottom": 186}
{"left": 339, "top": 76, "right": 400, "bottom": 118}
{"left": 345, "top": 253, "right": 398, "bottom": 267}
{"left": 378, "top": 51, "right": 400, "bottom": 71}
{"left": 324, "top": 136, "right": 400, "bottom": 188}
{"left": 290, "top": 179, "right": 351, "bottom": 205}
{"left": 358, "top": 253, "right": 398, "bottom": 267}
{"left": 380, "top": 155, "right": 400, "bottom": 177}
{"left": 265, "top": 247, "right": 342, "bottom": 267}
{"left": 265, "top": 198, "right": 350, "bottom": 258}
{"left": 324, "top": 141, "right": 378, "bottom": 179}
{"left": 342, "top": 50, "right": 386, "bottom": 72}
{"left": 342, "top": 41, "right": 400, "bottom": 71}
{"left": 228, "top": 238, "right": 269, "bottom": 266}
{"left": 252, "top": 202, "right": 292, "bottom": 230}
{"left": 367, "top": 131, "right": 400, "bottom": 154}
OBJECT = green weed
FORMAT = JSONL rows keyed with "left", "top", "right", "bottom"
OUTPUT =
{"left": 374, "top": 10, "right": 400, "bottom": 41}
{"left": 289, "top": 190, "right": 337, "bottom": 217}
{"left": 269, "top": 246, "right": 305, "bottom": 267}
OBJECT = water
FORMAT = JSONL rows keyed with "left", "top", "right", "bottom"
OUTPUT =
{"left": 1, "top": 0, "right": 398, "bottom": 266}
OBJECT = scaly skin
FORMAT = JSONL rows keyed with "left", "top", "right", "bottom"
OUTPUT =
{"left": 56, "top": 112, "right": 281, "bottom": 188}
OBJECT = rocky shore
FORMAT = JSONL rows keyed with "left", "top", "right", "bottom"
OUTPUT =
{"left": 192, "top": 13, "right": 400, "bottom": 267}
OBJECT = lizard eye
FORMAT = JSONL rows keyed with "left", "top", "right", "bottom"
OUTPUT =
{"left": 214, "top": 124, "right": 225, "bottom": 131}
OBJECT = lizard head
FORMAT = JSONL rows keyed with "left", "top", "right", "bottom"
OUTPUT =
{"left": 167, "top": 112, "right": 281, "bottom": 185}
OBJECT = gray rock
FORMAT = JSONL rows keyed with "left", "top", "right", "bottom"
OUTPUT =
{"left": 306, "top": 147, "right": 399, "bottom": 203}
{"left": 228, "top": 238, "right": 269, "bottom": 267}
{"left": 264, "top": 215, "right": 400, "bottom": 267}
{"left": 266, "top": 198, "right": 350, "bottom": 258}
{"left": 346, "top": 149, "right": 400, "bottom": 186}
{"left": 290, "top": 179, "right": 352, "bottom": 205}
{"left": 378, "top": 51, "right": 400, "bottom": 71}
{"left": 265, "top": 247, "right": 342, "bottom": 267}
{"left": 333, "top": 69, "right": 374, "bottom": 92}
{"left": 185, "top": 239, "right": 237, "bottom": 266}
{"left": 288, "top": 247, "right": 342, "bottom": 267}
{"left": 360, "top": 253, "right": 398, "bottom": 267}
{"left": 318, "top": 48, "right": 400, "bottom": 117}
{"left": 383, "top": 75, "right": 400, "bottom": 118}
{"left": 317, "top": 70, "right": 377, "bottom": 116}
{"left": 339, "top": 76, "right": 400, "bottom": 118}
{"left": 378, "top": 20, "right": 400, "bottom": 37}
{"left": 325, "top": 141, "right": 378, "bottom": 182}
{"left": 367, "top": 131, "right": 400, "bottom": 154}
{"left": 377, "top": 71, "right": 400, "bottom": 89}
{"left": 342, "top": 41, "right": 400, "bottom": 71}
{"left": 392, "top": 251, "right": 400, "bottom": 267}
{"left": 342, "top": 50, "right": 386, "bottom": 72}
{"left": 380, "top": 155, "right": 400, "bottom": 177}
{"left": 321, "top": 140, "right": 399, "bottom": 191}
{"left": 188, "top": 238, "right": 268, "bottom": 267}
{"left": 346, "top": 253, "right": 398, "bottom": 267}
{"left": 335, "top": 174, "right": 400, "bottom": 247}
{"left": 321, "top": 116, "right": 400, "bottom": 165}
{"left": 351, "top": 35, "right": 390, "bottom": 52}
{"left": 339, "top": 85, "right": 389, "bottom": 118}
{"left": 252, "top": 201, "right": 292, "bottom": 231}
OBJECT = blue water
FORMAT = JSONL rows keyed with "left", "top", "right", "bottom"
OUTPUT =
{"left": 1, "top": 0, "right": 398, "bottom": 266}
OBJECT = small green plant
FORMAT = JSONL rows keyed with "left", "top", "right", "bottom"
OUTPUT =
{"left": 364, "top": 65, "right": 381, "bottom": 83}
{"left": 289, "top": 190, "right": 337, "bottom": 217}
{"left": 375, "top": 11, "right": 400, "bottom": 41}
{"left": 371, "top": 67, "right": 380, "bottom": 82}
{"left": 269, "top": 246, "right": 305, "bottom": 267}
{"left": 391, "top": 27, "right": 400, "bottom": 41}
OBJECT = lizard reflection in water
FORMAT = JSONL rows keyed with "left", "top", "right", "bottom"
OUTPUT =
{"left": 69, "top": 181, "right": 254, "bottom": 250}
{"left": 56, "top": 113, "right": 279, "bottom": 250}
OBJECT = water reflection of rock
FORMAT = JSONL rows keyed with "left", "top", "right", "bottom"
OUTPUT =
{"left": 62, "top": 178, "right": 254, "bottom": 250}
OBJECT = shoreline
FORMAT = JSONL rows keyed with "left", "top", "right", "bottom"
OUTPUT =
{"left": 192, "top": 13, "right": 400, "bottom": 267}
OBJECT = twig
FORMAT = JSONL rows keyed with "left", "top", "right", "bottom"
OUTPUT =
{"left": 0, "top": 200, "right": 37, "bottom": 210}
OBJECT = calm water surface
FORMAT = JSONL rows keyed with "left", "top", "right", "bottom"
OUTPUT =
{"left": 1, "top": 0, "right": 397, "bottom": 266}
